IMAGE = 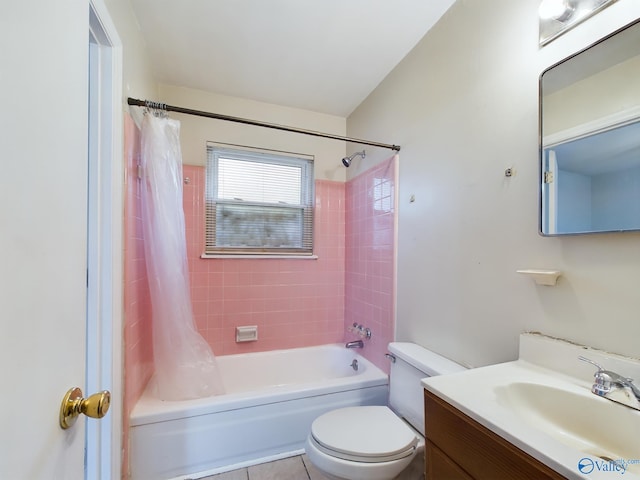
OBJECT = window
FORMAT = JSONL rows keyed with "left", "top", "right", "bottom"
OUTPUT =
{"left": 205, "top": 145, "right": 314, "bottom": 255}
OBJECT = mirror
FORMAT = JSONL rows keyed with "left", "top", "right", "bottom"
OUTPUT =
{"left": 539, "top": 18, "right": 640, "bottom": 235}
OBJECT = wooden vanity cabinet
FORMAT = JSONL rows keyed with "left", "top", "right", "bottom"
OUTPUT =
{"left": 424, "top": 389, "right": 567, "bottom": 480}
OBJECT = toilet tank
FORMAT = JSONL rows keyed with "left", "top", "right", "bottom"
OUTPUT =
{"left": 388, "top": 342, "right": 466, "bottom": 436}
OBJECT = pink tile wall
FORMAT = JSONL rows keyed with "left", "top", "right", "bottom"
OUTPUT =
{"left": 121, "top": 150, "right": 396, "bottom": 476}
{"left": 182, "top": 168, "right": 346, "bottom": 355}
{"left": 122, "top": 114, "right": 154, "bottom": 479}
{"left": 345, "top": 156, "right": 397, "bottom": 374}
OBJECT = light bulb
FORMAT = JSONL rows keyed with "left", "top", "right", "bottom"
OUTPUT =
{"left": 539, "top": 0, "right": 569, "bottom": 20}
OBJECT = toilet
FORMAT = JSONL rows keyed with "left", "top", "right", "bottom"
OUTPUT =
{"left": 305, "top": 342, "right": 466, "bottom": 480}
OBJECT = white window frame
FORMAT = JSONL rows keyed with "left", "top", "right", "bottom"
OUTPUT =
{"left": 205, "top": 145, "right": 314, "bottom": 256}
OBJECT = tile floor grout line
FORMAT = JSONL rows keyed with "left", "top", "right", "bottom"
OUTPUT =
{"left": 300, "top": 455, "right": 312, "bottom": 480}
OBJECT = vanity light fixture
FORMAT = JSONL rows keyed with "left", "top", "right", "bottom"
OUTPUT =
{"left": 539, "top": 0, "right": 618, "bottom": 46}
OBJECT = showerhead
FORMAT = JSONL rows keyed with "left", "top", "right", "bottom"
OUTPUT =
{"left": 341, "top": 150, "right": 366, "bottom": 168}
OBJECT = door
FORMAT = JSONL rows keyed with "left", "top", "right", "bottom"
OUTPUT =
{"left": 0, "top": 1, "right": 122, "bottom": 478}
{"left": 0, "top": 0, "right": 89, "bottom": 473}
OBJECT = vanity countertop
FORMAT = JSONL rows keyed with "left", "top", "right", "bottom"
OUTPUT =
{"left": 422, "top": 333, "right": 640, "bottom": 480}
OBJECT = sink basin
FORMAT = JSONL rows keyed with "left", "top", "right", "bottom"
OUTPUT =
{"left": 495, "top": 382, "right": 640, "bottom": 474}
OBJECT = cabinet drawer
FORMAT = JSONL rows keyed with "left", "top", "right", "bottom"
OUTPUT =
{"left": 426, "top": 440, "right": 474, "bottom": 480}
{"left": 424, "top": 390, "right": 566, "bottom": 480}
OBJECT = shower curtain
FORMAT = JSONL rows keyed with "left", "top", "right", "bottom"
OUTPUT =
{"left": 140, "top": 112, "right": 224, "bottom": 400}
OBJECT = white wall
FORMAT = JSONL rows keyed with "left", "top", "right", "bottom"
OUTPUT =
{"left": 104, "top": 0, "right": 158, "bottom": 101}
{"left": 157, "top": 84, "right": 347, "bottom": 181}
{"left": 347, "top": 0, "right": 640, "bottom": 367}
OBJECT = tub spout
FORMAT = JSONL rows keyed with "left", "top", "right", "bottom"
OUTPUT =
{"left": 345, "top": 340, "right": 364, "bottom": 349}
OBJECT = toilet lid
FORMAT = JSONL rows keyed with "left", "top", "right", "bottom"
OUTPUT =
{"left": 310, "top": 406, "right": 418, "bottom": 463}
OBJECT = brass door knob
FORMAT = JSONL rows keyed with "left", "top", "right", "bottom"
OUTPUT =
{"left": 59, "top": 387, "right": 111, "bottom": 429}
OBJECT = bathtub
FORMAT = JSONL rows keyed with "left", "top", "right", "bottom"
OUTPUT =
{"left": 129, "top": 344, "right": 388, "bottom": 480}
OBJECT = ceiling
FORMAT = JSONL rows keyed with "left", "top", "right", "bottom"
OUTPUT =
{"left": 129, "top": 0, "right": 456, "bottom": 117}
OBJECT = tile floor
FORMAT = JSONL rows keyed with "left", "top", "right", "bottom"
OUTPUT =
{"left": 199, "top": 455, "right": 331, "bottom": 480}
{"left": 198, "top": 452, "right": 425, "bottom": 480}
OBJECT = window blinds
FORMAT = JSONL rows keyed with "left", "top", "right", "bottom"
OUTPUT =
{"left": 205, "top": 146, "right": 314, "bottom": 255}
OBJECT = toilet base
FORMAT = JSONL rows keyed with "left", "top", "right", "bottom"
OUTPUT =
{"left": 305, "top": 435, "right": 424, "bottom": 480}
{"left": 392, "top": 452, "right": 424, "bottom": 480}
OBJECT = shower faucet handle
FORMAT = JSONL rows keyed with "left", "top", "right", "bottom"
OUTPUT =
{"left": 347, "top": 323, "right": 372, "bottom": 339}
{"left": 358, "top": 326, "right": 372, "bottom": 339}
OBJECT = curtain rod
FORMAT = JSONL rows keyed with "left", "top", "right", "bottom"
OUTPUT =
{"left": 127, "top": 97, "right": 401, "bottom": 152}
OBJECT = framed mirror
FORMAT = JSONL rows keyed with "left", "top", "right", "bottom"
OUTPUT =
{"left": 539, "top": 18, "right": 640, "bottom": 235}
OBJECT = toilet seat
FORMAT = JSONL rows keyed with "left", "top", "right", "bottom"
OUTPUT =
{"left": 310, "top": 406, "right": 418, "bottom": 463}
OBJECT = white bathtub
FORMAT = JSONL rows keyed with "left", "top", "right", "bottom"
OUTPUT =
{"left": 129, "top": 344, "right": 388, "bottom": 480}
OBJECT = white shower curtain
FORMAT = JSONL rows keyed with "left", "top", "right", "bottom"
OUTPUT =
{"left": 140, "top": 112, "right": 224, "bottom": 400}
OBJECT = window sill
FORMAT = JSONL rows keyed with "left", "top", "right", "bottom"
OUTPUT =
{"left": 200, "top": 254, "right": 318, "bottom": 260}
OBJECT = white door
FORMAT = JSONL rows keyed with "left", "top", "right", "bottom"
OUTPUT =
{"left": 0, "top": 1, "right": 122, "bottom": 479}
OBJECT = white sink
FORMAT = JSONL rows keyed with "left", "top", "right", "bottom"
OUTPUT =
{"left": 494, "top": 382, "right": 640, "bottom": 475}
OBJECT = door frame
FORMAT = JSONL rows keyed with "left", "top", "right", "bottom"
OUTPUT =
{"left": 542, "top": 148, "right": 558, "bottom": 235}
{"left": 87, "top": 0, "right": 123, "bottom": 478}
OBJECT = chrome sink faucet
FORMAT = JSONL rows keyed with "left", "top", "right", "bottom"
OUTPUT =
{"left": 579, "top": 356, "right": 640, "bottom": 411}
